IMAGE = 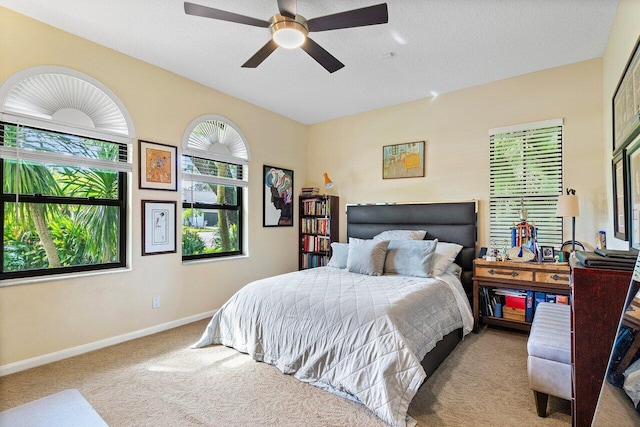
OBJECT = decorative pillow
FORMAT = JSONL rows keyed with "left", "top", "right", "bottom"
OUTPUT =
{"left": 327, "top": 242, "right": 349, "bottom": 268}
{"left": 383, "top": 239, "right": 438, "bottom": 277}
{"left": 373, "top": 229, "right": 427, "bottom": 241}
{"left": 444, "top": 262, "right": 462, "bottom": 279}
{"left": 431, "top": 241, "right": 464, "bottom": 276}
{"left": 347, "top": 238, "right": 390, "bottom": 276}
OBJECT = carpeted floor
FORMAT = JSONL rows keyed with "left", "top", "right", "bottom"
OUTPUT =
{"left": 0, "top": 320, "right": 634, "bottom": 426}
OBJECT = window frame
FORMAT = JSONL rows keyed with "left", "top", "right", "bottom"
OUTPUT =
{"left": 181, "top": 171, "right": 243, "bottom": 261}
{"left": 488, "top": 119, "right": 564, "bottom": 248}
{"left": 181, "top": 115, "right": 250, "bottom": 261}
{"left": 1, "top": 122, "right": 128, "bottom": 280}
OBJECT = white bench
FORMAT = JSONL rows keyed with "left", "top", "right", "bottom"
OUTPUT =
{"left": 527, "top": 302, "right": 572, "bottom": 416}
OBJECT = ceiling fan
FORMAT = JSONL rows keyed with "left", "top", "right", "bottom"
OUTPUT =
{"left": 184, "top": 1, "right": 389, "bottom": 73}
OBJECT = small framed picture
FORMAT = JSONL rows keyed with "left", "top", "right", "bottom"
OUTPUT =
{"left": 554, "top": 249, "right": 569, "bottom": 263}
{"left": 540, "top": 246, "right": 555, "bottom": 262}
{"left": 382, "top": 141, "right": 425, "bottom": 179}
{"left": 139, "top": 140, "right": 178, "bottom": 191}
{"left": 142, "top": 200, "right": 177, "bottom": 256}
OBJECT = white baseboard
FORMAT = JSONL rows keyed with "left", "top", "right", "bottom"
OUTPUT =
{"left": 0, "top": 310, "right": 215, "bottom": 377}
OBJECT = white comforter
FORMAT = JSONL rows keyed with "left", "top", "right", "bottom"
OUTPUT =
{"left": 193, "top": 266, "right": 473, "bottom": 427}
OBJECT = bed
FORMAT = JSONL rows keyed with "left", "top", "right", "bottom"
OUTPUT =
{"left": 193, "top": 201, "right": 477, "bottom": 427}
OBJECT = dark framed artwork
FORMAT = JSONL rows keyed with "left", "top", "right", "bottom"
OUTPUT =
{"left": 139, "top": 140, "right": 178, "bottom": 191}
{"left": 142, "top": 200, "right": 177, "bottom": 255}
{"left": 613, "top": 153, "right": 628, "bottom": 240}
{"left": 382, "top": 141, "right": 425, "bottom": 179}
{"left": 540, "top": 246, "right": 555, "bottom": 262}
{"left": 263, "top": 165, "right": 294, "bottom": 227}
{"left": 626, "top": 136, "right": 640, "bottom": 250}
{"left": 612, "top": 35, "right": 640, "bottom": 154}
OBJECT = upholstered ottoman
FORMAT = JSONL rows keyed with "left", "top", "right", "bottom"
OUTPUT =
{"left": 527, "top": 302, "right": 572, "bottom": 416}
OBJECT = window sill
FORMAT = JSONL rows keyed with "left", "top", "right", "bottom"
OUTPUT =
{"left": 182, "top": 253, "right": 249, "bottom": 266}
{"left": 0, "top": 266, "right": 132, "bottom": 288}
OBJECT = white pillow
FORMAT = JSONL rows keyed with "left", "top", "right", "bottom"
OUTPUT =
{"left": 383, "top": 239, "right": 438, "bottom": 277}
{"left": 327, "top": 242, "right": 349, "bottom": 268}
{"left": 443, "top": 262, "right": 462, "bottom": 279}
{"left": 347, "top": 238, "right": 390, "bottom": 276}
{"left": 431, "top": 241, "right": 463, "bottom": 276}
{"left": 373, "top": 229, "right": 427, "bottom": 241}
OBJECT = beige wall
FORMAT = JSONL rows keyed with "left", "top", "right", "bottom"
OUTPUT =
{"left": 603, "top": 0, "right": 640, "bottom": 250}
{"left": 1, "top": 2, "right": 631, "bottom": 369}
{"left": 308, "top": 59, "right": 605, "bottom": 248}
{"left": 0, "top": 8, "right": 306, "bottom": 366}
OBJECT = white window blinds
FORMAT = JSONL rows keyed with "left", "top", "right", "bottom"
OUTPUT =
{"left": 489, "top": 119, "right": 563, "bottom": 247}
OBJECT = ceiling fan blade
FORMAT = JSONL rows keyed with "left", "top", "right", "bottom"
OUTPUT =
{"left": 242, "top": 39, "right": 279, "bottom": 68}
{"left": 184, "top": 2, "right": 269, "bottom": 28}
{"left": 300, "top": 37, "right": 344, "bottom": 73}
{"left": 277, "top": 0, "right": 297, "bottom": 19}
{"left": 307, "top": 3, "right": 388, "bottom": 32}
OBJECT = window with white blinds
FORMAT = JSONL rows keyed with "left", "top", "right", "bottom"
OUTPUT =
{"left": 489, "top": 119, "right": 563, "bottom": 248}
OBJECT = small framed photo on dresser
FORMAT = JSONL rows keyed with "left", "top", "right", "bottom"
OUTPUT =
{"left": 540, "top": 246, "right": 555, "bottom": 262}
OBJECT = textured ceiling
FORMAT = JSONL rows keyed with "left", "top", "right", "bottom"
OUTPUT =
{"left": 0, "top": 0, "right": 619, "bottom": 124}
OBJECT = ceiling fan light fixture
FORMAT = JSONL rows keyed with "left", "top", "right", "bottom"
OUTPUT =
{"left": 270, "top": 14, "right": 308, "bottom": 49}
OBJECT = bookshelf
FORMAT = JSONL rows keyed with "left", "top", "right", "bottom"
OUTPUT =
{"left": 299, "top": 195, "right": 339, "bottom": 270}
{"left": 472, "top": 258, "right": 571, "bottom": 332}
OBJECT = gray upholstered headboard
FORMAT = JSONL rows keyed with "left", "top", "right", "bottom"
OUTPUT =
{"left": 346, "top": 201, "right": 477, "bottom": 300}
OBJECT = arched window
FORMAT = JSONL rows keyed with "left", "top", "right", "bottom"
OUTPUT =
{"left": 0, "top": 66, "right": 134, "bottom": 280}
{"left": 181, "top": 115, "right": 249, "bottom": 259}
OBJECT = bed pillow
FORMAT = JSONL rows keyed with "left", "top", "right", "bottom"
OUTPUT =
{"left": 373, "top": 229, "right": 427, "bottom": 241}
{"left": 383, "top": 239, "right": 438, "bottom": 277}
{"left": 347, "top": 238, "right": 390, "bottom": 276}
{"left": 327, "top": 242, "right": 349, "bottom": 268}
{"left": 444, "top": 262, "right": 462, "bottom": 279}
{"left": 431, "top": 241, "right": 464, "bottom": 276}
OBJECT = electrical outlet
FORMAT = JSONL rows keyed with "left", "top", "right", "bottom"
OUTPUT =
{"left": 152, "top": 296, "right": 160, "bottom": 309}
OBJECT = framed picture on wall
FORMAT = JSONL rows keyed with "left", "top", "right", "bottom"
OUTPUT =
{"left": 625, "top": 135, "right": 640, "bottom": 250}
{"left": 139, "top": 140, "right": 178, "bottom": 191}
{"left": 613, "top": 153, "right": 628, "bottom": 240}
{"left": 142, "top": 200, "right": 177, "bottom": 255}
{"left": 263, "top": 165, "right": 294, "bottom": 227}
{"left": 382, "top": 141, "right": 425, "bottom": 179}
{"left": 612, "top": 35, "right": 640, "bottom": 154}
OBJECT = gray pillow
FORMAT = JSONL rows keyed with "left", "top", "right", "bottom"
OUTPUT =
{"left": 431, "top": 241, "right": 463, "bottom": 276}
{"left": 384, "top": 239, "right": 438, "bottom": 277}
{"left": 373, "top": 229, "right": 427, "bottom": 241}
{"left": 327, "top": 242, "right": 349, "bottom": 268}
{"left": 347, "top": 238, "right": 390, "bottom": 276}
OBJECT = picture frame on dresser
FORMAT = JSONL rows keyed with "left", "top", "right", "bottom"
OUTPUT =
{"left": 613, "top": 152, "right": 628, "bottom": 240}
{"left": 612, "top": 35, "right": 640, "bottom": 154}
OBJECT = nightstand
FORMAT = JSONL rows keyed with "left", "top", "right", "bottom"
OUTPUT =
{"left": 472, "top": 258, "right": 571, "bottom": 332}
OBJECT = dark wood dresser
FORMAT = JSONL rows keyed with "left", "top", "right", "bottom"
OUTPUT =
{"left": 571, "top": 264, "right": 632, "bottom": 427}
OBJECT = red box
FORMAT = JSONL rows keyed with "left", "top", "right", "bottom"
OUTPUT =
{"left": 504, "top": 295, "right": 526, "bottom": 309}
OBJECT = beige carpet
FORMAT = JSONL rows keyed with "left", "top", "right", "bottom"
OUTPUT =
{"left": 0, "top": 320, "right": 630, "bottom": 426}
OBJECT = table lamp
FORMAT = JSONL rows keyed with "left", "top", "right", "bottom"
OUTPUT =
{"left": 556, "top": 188, "right": 580, "bottom": 253}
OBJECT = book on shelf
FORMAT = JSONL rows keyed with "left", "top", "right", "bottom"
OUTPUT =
{"left": 545, "top": 293, "right": 556, "bottom": 303}
{"left": 534, "top": 292, "right": 546, "bottom": 310}
{"left": 525, "top": 290, "right": 534, "bottom": 323}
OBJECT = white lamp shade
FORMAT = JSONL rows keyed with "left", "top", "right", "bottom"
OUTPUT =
{"left": 556, "top": 194, "right": 579, "bottom": 217}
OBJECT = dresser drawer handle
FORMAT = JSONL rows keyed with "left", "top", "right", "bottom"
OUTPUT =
{"left": 551, "top": 274, "right": 560, "bottom": 281}
{"left": 487, "top": 269, "right": 519, "bottom": 277}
